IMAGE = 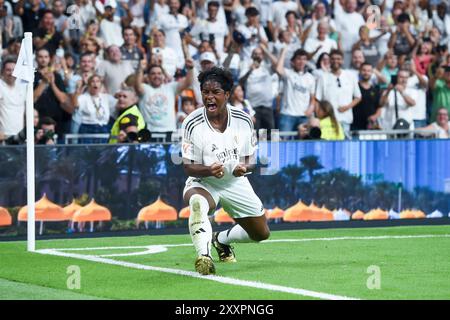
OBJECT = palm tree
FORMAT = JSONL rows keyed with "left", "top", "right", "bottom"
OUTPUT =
{"left": 300, "top": 155, "right": 323, "bottom": 181}
{"left": 281, "top": 165, "right": 306, "bottom": 204}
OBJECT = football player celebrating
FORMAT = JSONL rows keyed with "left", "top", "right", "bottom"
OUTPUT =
{"left": 181, "top": 67, "right": 270, "bottom": 275}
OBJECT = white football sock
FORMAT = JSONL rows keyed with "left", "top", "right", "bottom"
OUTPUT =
{"left": 217, "top": 224, "right": 253, "bottom": 245}
{"left": 189, "top": 194, "right": 212, "bottom": 257}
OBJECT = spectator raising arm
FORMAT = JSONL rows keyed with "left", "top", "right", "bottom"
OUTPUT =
{"left": 135, "top": 59, "right": 148, "bottom": 97}
{"left": 176, "top": 58, "right": 195, "bottom": 94}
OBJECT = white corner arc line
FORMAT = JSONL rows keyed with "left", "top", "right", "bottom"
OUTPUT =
{"left": 36, "top": 248, "right": 359, "bottom": 300}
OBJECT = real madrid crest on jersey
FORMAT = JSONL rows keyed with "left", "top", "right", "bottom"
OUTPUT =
{"left": 211, "top": 144, "right": 218, "bottom": 152}
{"left": 234, "top": 135, "right": 239, "bottom": 145}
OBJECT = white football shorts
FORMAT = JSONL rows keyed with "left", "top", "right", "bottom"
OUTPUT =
{"left": 183, "top": 176, "right": 265, "bottom": 219}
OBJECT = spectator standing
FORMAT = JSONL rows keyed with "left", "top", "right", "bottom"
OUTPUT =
{"left": 272, "top": 48, "right": 316, "bottom": 131}
{"left": 406, "top": 61, "right": 429, "bottom": 128}
{"left": 379, "top": 69, "right": 417, "bottom": 130}
{"left": 430, "top": 65, "right": 450, "bottom": 122}
{"left": 33, "top": 48, "right": 72, "bottom": 138}
{"left": 236, "top": 7, "right": 268, "bottom": 62}
{"left": 33, "top": 10, "right": 65, "bottom": 56}
{"left": 333, "top": 0, "right": 365, "bottom": 67}
{"left": 156, "top": 0, "right": 188, "bottom": 68}
{"left": 99, "top": 0, "right": 126, "bottom": 47}
{"left": 0, "top": 59, "right": 26, "bottom": 137}
{"left": 388, "top": 13, "right": 416, "bottom": 62}
{"left": 303, "top": 1, "right": 336, "bottom": 41}
{"left": 109, "top": 86, "right": 146, "bottom": 143}
{"left": 352, "top": 63, "right": 382, "bottom": 130}
{"left": 190, "top": 1, "right": 229, "bottom": 58}
{"left": 149, "top": 28, "right": 183, "bottom": 78}
{"left": 304, "top": 21, "right": 338, "bottom": 63}
{"left": 240, "top": 46, "right": 276, "bottom": 131}
{"left": 120, "top": 26, "right": 145, "bottom": 70}
{"left": 16, "top": 0, "right": 45, "bottom": 33}
{"left": 68, "top": 52, "right": 96, "bottom": 134}
{"left": 134, "top": 58, "right": 194, "bottom": 139}
{"left": 72, "top": 74, "right": 115, "bottom": 143}
{"left": 315, "top": 49, "right": 362, "bottom": 134}
{"left": 97, "top": 45, "right": 134, "bottom": 95}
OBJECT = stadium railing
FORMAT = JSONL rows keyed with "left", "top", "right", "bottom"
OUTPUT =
{"left": 59, "top": 129, "right": 441, "bottom": 145}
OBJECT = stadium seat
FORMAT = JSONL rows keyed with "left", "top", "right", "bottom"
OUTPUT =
{"left": 214, "top": 208, "right": 234, "bottom": 224}
{"left": 137, "top": 197, "right": 177, "bottom": 223}
{"left": 0, "top": 207, "right": 12, "bottom": 227}
{"left": 18, "top": 194, "right": 67, "bottom": 222}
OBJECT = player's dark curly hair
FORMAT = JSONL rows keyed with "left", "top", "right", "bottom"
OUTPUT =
{"left": 198, "top": 67, "right": 234, "bottom": 93}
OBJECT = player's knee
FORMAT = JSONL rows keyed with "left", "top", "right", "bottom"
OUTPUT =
{"left": 250, "top": 229, "right": 270, "bottom": 242}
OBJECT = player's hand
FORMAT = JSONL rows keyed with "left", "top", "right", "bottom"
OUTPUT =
{"left": 210, "top": 162, "right": 225, "bottom": 178}
{"left": 233, "top": 164, "right": 247, "bottom": 177}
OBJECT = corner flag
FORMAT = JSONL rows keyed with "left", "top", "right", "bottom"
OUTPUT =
{"left": 14, "top": 33, "right": 36, "bottom": 252}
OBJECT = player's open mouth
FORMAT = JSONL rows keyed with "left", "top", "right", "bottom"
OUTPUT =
{"left": 206, "top": 103, "right": 218, "bottom": 112}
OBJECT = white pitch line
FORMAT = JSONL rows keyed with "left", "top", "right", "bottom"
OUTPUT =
{"left": 35, "top": 234, "right": 450, "bottom": 300}
{"left": 47, "top": 234, "right": 450, "bottom": 252}
{"left": 36, "top": 248, "right": 359, "bottom": 300}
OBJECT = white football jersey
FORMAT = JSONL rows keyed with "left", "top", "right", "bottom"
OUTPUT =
{"left": 181, "top": 105, "right": 257, "bottom": 186}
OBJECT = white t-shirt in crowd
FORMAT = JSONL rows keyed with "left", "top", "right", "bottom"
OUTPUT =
{"left": 99, "top": 16, "right": 124, "bottom": 47}
{"left": 0, "top": 79, "right": 26, "bottom": 136}
{"left": 304, "top": 37, "right": 338, "bottom": 63}
{"left": 253, "top": 0, "right": 274, "bottom": 27}
{"left": 236, "top": 24, "right": 268, "bottom": 62}
{"left": 431, "top": 122, "right": 450, "bottom": 139}
{"left": 315, "top": 70, "right": 362, "bottom": 125}
{"left": 270, "top": 0, "right": 298, "bottom": 29}
{"left": 280, "top": 69, "right": 316, "bottom": 117}
{"left": 77, "top": 93, "right": 115, "bottom": 126}
{"left": 407, "top": 75, "right": 428, "bottom": 121}
{"left": 239, "top": 63, "right": 275, "bottom": 108}
{"left": 96, "top": 60, "right": 135, "bottom": 95}
{"left": 190, "top": 19, "right": 229, "bottom": 56}
{"left": 380, "top": 88, "right": 418, "bottom": 130}
{"left": 152, "top": 46, "right": 183, "bottom": 77}
{"left": 333, "top": 2, "right": 365, "bottom": 52}
{"left": 156, "top": 13, "right": 189, "bottom": 63}
{"left": 140, "top": 82, "right": 178, "bottom": 132}
{"left": 303, "top": 17, "right": 337, "bottom": 40}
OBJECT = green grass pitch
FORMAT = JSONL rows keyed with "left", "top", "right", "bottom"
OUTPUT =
{"left": 1, "top": 225, "right": 449, "bottom": 300}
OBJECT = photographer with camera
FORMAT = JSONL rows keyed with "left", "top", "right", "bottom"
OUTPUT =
{"left": 35, "top": 117, "right": 58, "bottom": 145}
{"left": 109, "top": 87, "right": 147, "bottom": 144}
{"left": 379, "top": 69, "right": 417, "bottom": 130}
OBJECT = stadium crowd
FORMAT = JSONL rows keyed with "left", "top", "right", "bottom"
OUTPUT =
{"left": 0, "top": 0, "right": 450, "bottom": 144}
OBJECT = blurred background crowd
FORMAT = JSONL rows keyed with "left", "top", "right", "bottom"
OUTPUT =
{"left": 0, "top": 0, "right": 449, "bottom": 145}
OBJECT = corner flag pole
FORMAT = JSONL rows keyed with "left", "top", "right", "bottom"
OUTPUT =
{"left": 14, "top": 32, "right": 36, "bottom": 251}
{"left": 25, "top": 32, "right": 35, "bottom": 252}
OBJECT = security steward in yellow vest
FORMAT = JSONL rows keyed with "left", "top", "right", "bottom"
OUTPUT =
{"left": 109, "top": 88, "right": 146, "bottom": 143}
